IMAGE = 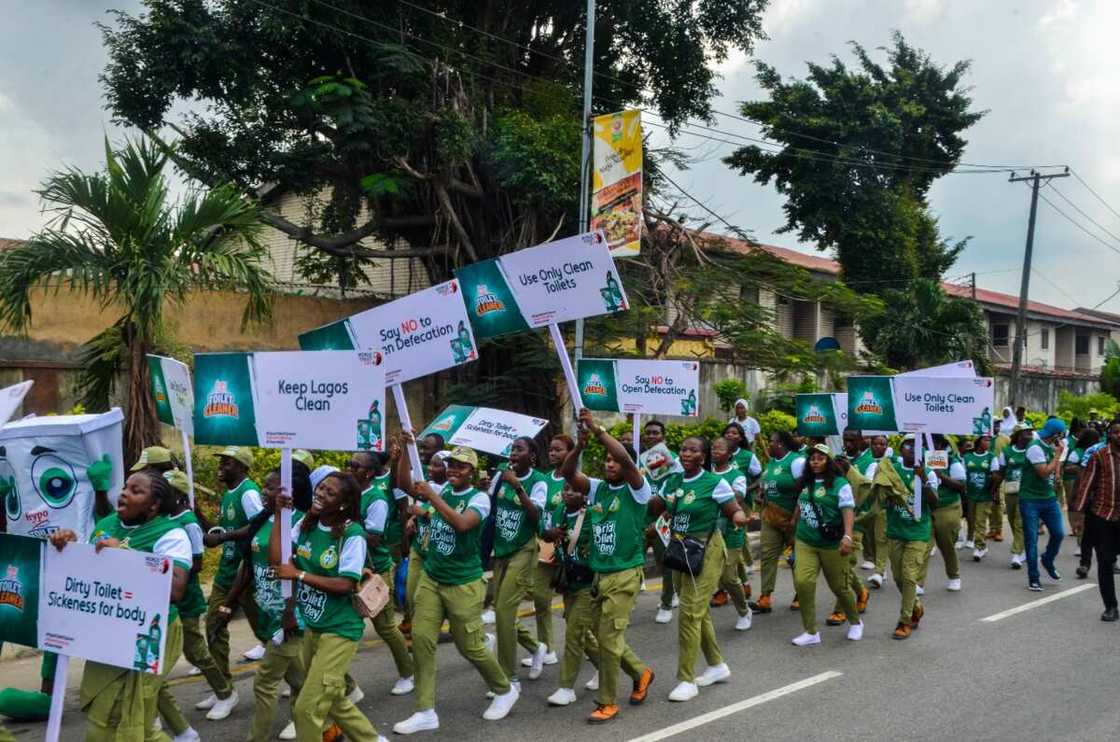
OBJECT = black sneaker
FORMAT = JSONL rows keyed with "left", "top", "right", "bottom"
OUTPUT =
{"left": 1102, "top": 607, "right": 1119, "bottom": 622}
{"left": 1076, "top": 565, "right": 1089, "bottom": 579}
{"left": 1041, "top": 559, "right": 1062, "bottom": 581}
{"left": 1028, "top": 582, "right": 1043, "bottom": 592}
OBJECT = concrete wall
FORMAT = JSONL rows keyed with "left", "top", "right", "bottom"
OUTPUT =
{"left": 993, "top": 372, "right": 1100, "bottom": 414}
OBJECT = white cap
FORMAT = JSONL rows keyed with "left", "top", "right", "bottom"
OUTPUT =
{"left": 310, "top": 465, "right": 339, "bottom": 491}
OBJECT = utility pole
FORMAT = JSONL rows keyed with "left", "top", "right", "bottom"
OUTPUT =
{"left": 970, "top": 272, "right": 976, "bottom": 300}
{"left": 572, "top": 0, "right": 595, "bottom": 413}
{"left": 1007, "top": 168, "right": 1069, "bottom": 406}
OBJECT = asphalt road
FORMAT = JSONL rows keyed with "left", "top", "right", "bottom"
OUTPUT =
{"left": 14, "top": 531, "right": 1120, "bottom": 742}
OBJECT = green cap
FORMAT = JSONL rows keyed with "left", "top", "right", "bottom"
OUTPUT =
{"left": 131, "top": 446, "right": 172, "bottom": 472}
{"left": 214, "top": 445, "right": 254, "bottom": 469}
{"left": 292, "top": 449, "right": 315, "bottom": 469}
{"left": 163, "top": 469, "right": 193, "bottom": 496}
{"left": 1012, "top": 421, "right": 1035, "bottom": 433}
{"left": 810, "top": 443, "right": 833, "bottom": 457}
{"left": 447, "top": 446, "right": 479, "bottom": 469}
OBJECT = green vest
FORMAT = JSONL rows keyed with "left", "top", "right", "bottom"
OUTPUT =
{"left": 852, "top": 448, "right": 875, "bottom": 476}
{"left": 712, "top": 466, "right": 747, "bottom": 548}
{"left": 215, "top": 478, "right": 261, "bottom": 588}
{"left": 1063, "top": 447, "right": 1084, "bottom": 490}
{"left": 292, "top": 520, "right": 366, "bottom": 641}
{"left": 423, "top": 485, "right": 486, "bottom": 586}
{"left": 250, "top": 515, "right": 301, "bottom": 643}
{"left": 588, "top": 480, "right": 648, "bottom": 574}
{"left": 963, "top": 451, "right": 995, "bottom": 502}
{"left": 662, "top": 470, "right": 726, "bottom": 538}
{"left": 168, "top": 510, "right": 206, "bottom": 619}
{"left": 370, "top": 473, "right": 402, "bottom": 546}
{"left": 1002, "top": 446, "right": 1029, "bottom": 489}
{"left": 761, "top": 451, "right": 803, "bottom": 513}
{"left": 360, "top": 484, "right": 396, "bottom": 574}
{"left": 795, "top": 476, "right": 851, "bottom": 549}
{"left": 936, "top": 454, "right": 963, "bottom": 508}
{"left": 884, "top": 457, "right": 932, "bottom": 542}
{"left": 1020, "top": 440, "right": 1057, "bottom": 501}
{"left": 90, "top": 514, "right": 189, "bottom": 623}
{"left": 539, "top": 471, "right": 567, "bottom": 533}
{"left": 492, "top": 469, "right": 547, "bottom": 558}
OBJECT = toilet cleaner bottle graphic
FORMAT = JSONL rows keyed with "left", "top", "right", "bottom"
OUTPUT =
{"left": 601, "top": 271, "right": 624, "bottom": 311}
{"left": 362, "top": 399, "right": 383, "bottom": 451}
{"left": 145, "top": 614, "right": 162, "bottom": 672}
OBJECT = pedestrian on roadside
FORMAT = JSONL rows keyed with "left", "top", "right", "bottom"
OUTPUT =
{"left": 751, "top": 431, "right": 805, "bottom": 614}
{"left": 1018, "top": 418, "right": 1067, "bottom": 591}
{"left": 1065, "top": 428, "right": 1100, "bottom": 578}
{"left": 729, "top": 398, "right": 762, "bottom": 446}
{"left": 1072, "top": 421, "right": 1120, "bottom": 620}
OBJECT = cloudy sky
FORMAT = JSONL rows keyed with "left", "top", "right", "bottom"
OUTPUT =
{"left": 3, "top": 0, "right": 1119, "bottom": 312}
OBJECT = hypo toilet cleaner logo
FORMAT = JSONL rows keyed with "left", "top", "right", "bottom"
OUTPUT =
{"left": 474, "top": 284, "right": 505, "bottom": 316}
{"left": 802, "top": 406, "right": 827, "bottom": 425}
{"left": 582, "top": 373, "right": 609, "bottom": 397}
{"left": 0, "top": 563, "right": 26, "bottom": 612}
{"left": 854, "top": 392, "right": 883, "bottom": 416}
{"left": 203, "top": 380, "right": 239, "bottom": 419}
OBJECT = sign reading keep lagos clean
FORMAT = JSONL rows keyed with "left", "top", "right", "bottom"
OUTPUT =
{"left": 420, "top": 405, "right": 548, "bottom": 457}
{"left": 193, "top": 351, "right": 386, "bottom": 451}
{"left": 39, "top": 541, "right": 172, "bottom": 673}
{"left": 0, "top": 533, "right": 42, "bottom": 648}
{"left": 796, "top": 393, "right": 848, "bottom": 436}
{"left": 577, "top": 358, "right": 699, "bottom": 416}
{"left": 298, "top": 280, "right": 478, "bottom": 385}
{"left": 147, "top": 355, "right": 194, "bottom": 435}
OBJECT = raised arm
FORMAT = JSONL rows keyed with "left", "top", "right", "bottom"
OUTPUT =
{"left": 413, "top": 480, "right": 482, "bottom": 534}
{"left": 579, "top": 408, "right": 644, "bottom": 490}
{"left": 559, "top": 426, "right": 592, "bottom": 495}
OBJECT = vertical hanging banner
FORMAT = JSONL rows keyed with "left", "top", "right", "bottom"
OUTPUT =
{"left": 577, "top": 358, "right": 699, "bottom": 416}
{"left": 796, "top": 393, "right": 849, "bottom": 437}
{"left": 419, "top": 405, "right": 548, "bottom": 457}
{"left": 846, "top": 377, "right": 898, "bottom": 435}
{"left": 298, "top": 279, "right": 478, "bottom": 385}
{"left": 0, "top": 533, "right": 43, "bottom": 648}
{"left": 192, "top": 351, "right": 386, "bottom": 451}
{"left": 591, "top": 110, "right": 643, "bottom": 257}
{"left": 146, "top": 355, "right": 194, "bottom": 435}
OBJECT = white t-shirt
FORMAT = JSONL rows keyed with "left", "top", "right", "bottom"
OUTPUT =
{"left": 948, "top": 460, "right": 966, "bottom": 482}
{"left": 732, "top": 416, "right": 762, "bottom": 442}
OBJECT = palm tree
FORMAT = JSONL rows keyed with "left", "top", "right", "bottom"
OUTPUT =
{"left": 0, "top": 137, "right": 272, "bottom": 462}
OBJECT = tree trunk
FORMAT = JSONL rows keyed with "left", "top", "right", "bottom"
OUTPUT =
{"left": 124, "top": 336, "right": 161, "bottom": 466}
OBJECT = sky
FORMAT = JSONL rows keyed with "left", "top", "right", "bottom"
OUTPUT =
{"left": 2, "top": 0, "right": 1119, "bottom": 313}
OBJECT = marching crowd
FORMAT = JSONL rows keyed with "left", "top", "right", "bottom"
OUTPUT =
{"left": 36, "top": 400, "right": 1120, "bottom": 741}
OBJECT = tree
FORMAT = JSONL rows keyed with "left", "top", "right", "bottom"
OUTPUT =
{"left": 0, "top": 138, "right": 272, "bottom": 462}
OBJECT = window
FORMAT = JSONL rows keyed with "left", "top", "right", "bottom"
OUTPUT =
{"left": 1076, "top": 335, "right": 1090, "bottom": 355}
{"left": 1100, "top": 336, "right": 1107, "bottom": 355}
{"left": 991, "top": 323, "right": 1009, "bottom": 347}
{"left": 1041, "top": 328, "right": 1049, "bottom": 350}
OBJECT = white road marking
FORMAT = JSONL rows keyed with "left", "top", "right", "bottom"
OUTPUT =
{"left": 979, "top": 583, "right": 1097, "bottom": 623}
{"left": 625, "top": 671, "right": 843, "bottom": 742}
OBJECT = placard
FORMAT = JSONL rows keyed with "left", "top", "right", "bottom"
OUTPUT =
{"left": 0, "top": 533, "right": 42, "bottom": 648}
{"left": 924, "top": 450, "right": 949, "bottom": 470}
{"left": 577, "top": 358, "right": 699, "bottom": 416}
{"left": 591, "top": 110, "right": 643, "bottom": 257}
{"left": 898, "top": 360, "right": 976, "bottom": 378}
{"left": 420, "top": 405, "right": 548, "bottom": 457}
{"left": 893, "top": 376, "right": 995, "bottom": 435}
{"left": 796, "top": 393, "right": 849, "bottom": 437}
{"left": 147, "top": 355, "right": 194, "bottom": 435}
{"left": 298, "top": 280, "right": 478, "bottom": 385}
{"left": 846, "top": 376, "right": 898, "bottom": 434}
{"left": 39, "top": 542, "right": 172, "bottom": 674}
{"left": 0, "top": 380, "right": 33, "bottom": 428}
{"left": 454, "top": 258, "right": 532, "bottom": 340}
{"left": 192, "top": 353, "right": 259, "bottom": 446}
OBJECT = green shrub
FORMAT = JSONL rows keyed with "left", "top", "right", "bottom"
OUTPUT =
{"left": 1055, "top": 390, "right": 1119, "bottom": 423}
{"left": 713, "top": 379, "right": 747, "bottom": 415}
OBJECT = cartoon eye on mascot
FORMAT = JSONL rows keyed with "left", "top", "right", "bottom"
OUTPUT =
{"left": 0, "top": 410, "right": 122, "bottom": 723}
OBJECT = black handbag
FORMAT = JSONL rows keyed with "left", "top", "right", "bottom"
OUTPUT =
{"left": 806, "top": 491, "right": 843, "bottom": 542}
{"left": 662, "top": 488, "right": 711, "bottom": 576}
{"left": 550, "top": 508, "right": 595, "bottom": 593}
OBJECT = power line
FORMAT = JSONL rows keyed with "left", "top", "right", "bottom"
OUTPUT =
{"left": 1070, "top": 169, "right": 1120, "bottom": 224}
{"left": 1034, "top": 188, "right": 1120, "bottom": 257}
{"left": 1045, "top": 182, "right": 1120, "bottom": 247}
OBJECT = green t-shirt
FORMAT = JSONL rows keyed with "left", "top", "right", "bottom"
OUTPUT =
{"left": 423, "top": 485, "right": 489, "bottom": 585}
{"left": 760, "top": 451, "right": 805, "bottom": 513}
{"left": 214, "top": 478, "right": 263, "bottom": 588}
{"left": 249, "top": 514, "right": 301, "bottom": 643}
{"left": 539, "top": 471, "right": 567, "bottom": 533}
{"left": 935, "top": 454, "right": 965, "bottom": 508}
{"left": 168, "top": 510, "right": 207, "bottom": 619}
{"left": 1000, "top": 446, "right": 1029, "bottom": 493}
{"left": 90, "top": 513, "right": 192, "bottom": 624}
{"left": 711, "top": 466, "right": 748, "bottom": 548}
{"left": 492, "top": 469, "right": 549, "bottom": 558}
{"left": 852, "top": 448, "right": 875, "bottom": 475}
{"left": 661, "top": 470, "right": 734, "bottom": 538}
{"left": 587, "top": 478, "right": 652, "bottom": 574}
{"left": 555, "top": 504, "right": 594, "bottom": 591}
{"left": 795, "top": 476, "right": 855, "bottom": 549}
{"left": 369, "top": 473, "right": 403, "bottom": 546}
{"left": 291, "top": 519, "right": 366, "bottom": 641}
{"left": 1020, "top": 439, "right": 1058, "bottom": 501}
{"left": 411, "top": 501, "right": 434, "bottom": 559}
{"left": 360, "top": 484, "right": 397, "bottom": 574}
{"left": 963, "top": 451, "right": 996, "bottom": 502}
{"left": 883, "top": 457, "right": 934, "bottom": 542}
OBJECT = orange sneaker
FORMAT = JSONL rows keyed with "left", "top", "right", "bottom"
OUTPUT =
{"left": 749, "top": 594, "right": 772, "bottom": 614}
{"left": 710, "top": 590, "right": 729, "bottom": 608}
{"left": 910, "top": 602, "right": 924, "bottom": 628}
{"left": 825, "top": 611, "right": 847, "bottom": 626}
{"left": 322, "top": 724, "right": 344, "bottom": 742}
{"left": 629, "top": 668, "right": 654, "bottom": 705}
{"left": 789, "top": 598, "right": 801, "bottom": 611}
{"left": 992, "top": 531, "right": 1004, "bottom": 542}
{"left": 589, "top": 704, "right": 620, "bottom": 724}
{"left": 892, "top": 622, "right": 912, "bottom": 640}
{"left": 857, "top": 588, "right": 870, "bottom": 613}
{"left": 742, "top": 582, "right": 752, "bottom": 601}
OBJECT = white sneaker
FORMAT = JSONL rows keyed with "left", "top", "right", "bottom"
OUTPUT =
{"left": 1074, "top": 546, "right": 1082, "bottom": 557}
{"left": 394, "top": 710, "right": 440, "bottom": 735}
{"left": 484, "top": 633, "right": 497, "bottom": 655}
{"left": 916, "top": 585, "right": 925, "bottom": 596}
{"left": 542, "top": 650, "right": 558, "bottom": 665}
{"left": 281, "top": 682, "right": 291, "bottom": 698}
{"left": 735, "top": 608, "right": 753, "bottom": 631}
{"left": 973, "top": 547, "right": 988, "bottom": 561}
{"left": 655, "top": 608, "right": 674, "bottom": 624}
{"left": 868, "top": 573, "right": 884, "bottom": 588}
{"left": 954, "top": 539, "right": 966, "bottom": 550}
{"left": 671, "top": 594, "right": 680, "bottom": 608}
{"left": 481, "top": 609, "right": 496, "bottom": 625}
{"left": 860, "top": 561, "right": 875, "bottom": 571}
{"left": 528, "top": 643, "right": 547, "bottom": 680}
{"left": 195, "top": 693, "right": 218, "bottom": 711}
{"left": 846, "top": 621, "right": 864, "bottom": 641}
{"left": 347, "top": 683, "right": 365, "bottom": 704}
{"left": 206, "top": 689, "right": 239, "bottom": 721}
{"left": 696, "top": 663, "right": 731, "bottom": 687}
{"left": 791, "top": 632, "right": 821, "bottom": 647}
{"left": 745, "top": 565, "right": 755, "bottom": 576}
{"left": 965, "top": 540, "right": 975, "bottom": 549}
{"left": 668, "top": 681, "right": 699, "bottom": 701}
{"left": 931, "top": 546, "right": 938, "bottom": 557}
{"left": 172, "top": 728, "right": 200, "bottom": 742}
{"left": 946, "top": 578, "right": 962, "bottom": 592}
{"left": 482, "top": 685, "right": 520, "bottom": 721}
{"left": 392, "top": 676, "right": 415, "bottom": 696}
{"left": 242, "top": 643, "right": 266, "bottom": 661}
{"left": 277, "top": 721, "right": 296, "bottom": 740}
{"left": 640, "top": 579, "right": 647, "bottom": 592}
{"left": 584, "top": 671, "right": 599, "bottom": 691}
{"left": 187, "top": 666, "right": 202, "bottom": 676}
{"left": 152, "top": 718, "right": 162, "bottom": 733}
{"left": 547, "top": 687, "right": 577, "bottom": 706}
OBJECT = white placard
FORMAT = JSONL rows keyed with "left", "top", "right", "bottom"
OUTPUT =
{"left": 150, "top": 355, "right": 195, "bottom": 435}
{"left": 898, "top": 360, "right": 976, "bottom": 379}
{"left": 342, "top": 279, "right": 478, "bottom": 385}
{"left": 444, "top": 407, "right": 549, "bottom": 457}
{"left": 499, "top": 231, "right": 629, "bottom": 327}
{"left": 39, "top": 541, "right": 173, "bottom": 673}
{"left": 924, "top": 449, "right": 950, "bottom": 470}
{"left": 0, "top": 380, "right": 33, "bottom": 428}
{"left": 615, "top": 359, "right": 699, "bottom": 416}
{"left": 894, "top": 376, "right": 995, "bottom": 435}
{"left": 250, "top": 351, "right": 386, "bottom": 451}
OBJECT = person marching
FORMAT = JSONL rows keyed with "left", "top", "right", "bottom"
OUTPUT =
{"left": 963, "top": 435, "right": 999, "bottom": 562}
{"left": 751, "top": 431, "right": 806, "bottom": 614}
{"left": 828, "top": 431, "right": 872, "bottom": 626}
{"left": 861, "top": 435, "right": 893, "bottom": 585}
{"left": 559, "top": 409, "right": 655, "bottom": 724}
{"left": 925, "top": 436, "right": 966, "bottom": 592}
{"left": 987, "top": 413, "right": 1016, "bottom": 543}
{"left": 638, "top": 419, "right": 682, "bottom": 624}
{"left": 873, "top": 435, "right": 939, "bottom": 640}
{"left": 790, "top": 444, "right": 863, "bottom": 645}
{"left": 709, "top": 436, "right": 755, "bottom": 631}
{"left": 393, "top": 444, "right": 518, "bottom": 735}
{"left": 1065, "top": 428, "right": 1100, "bottom": 577}
{"left": 524, "top": 435, "right": 577, "bottom": 676}
{"left": 992, "top": 423, "right": 1033, "bottom": 570}
{"left": 269, "top": 470, "right": 386, "bottom": 742}
{"left": 1017, "top": 418, "right": 1067, "bottom": 591}
{"left": 404, "top": 451, "right": 446, "bottom": 623}
{"left": 1072, "top": 421, "right": 1120, "bottom": 620}
{"left": 48, "top": 469, "right": 191, "bottom": 741}
{"left": 721, "top": 422, "right": 761, "bottom": 590}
